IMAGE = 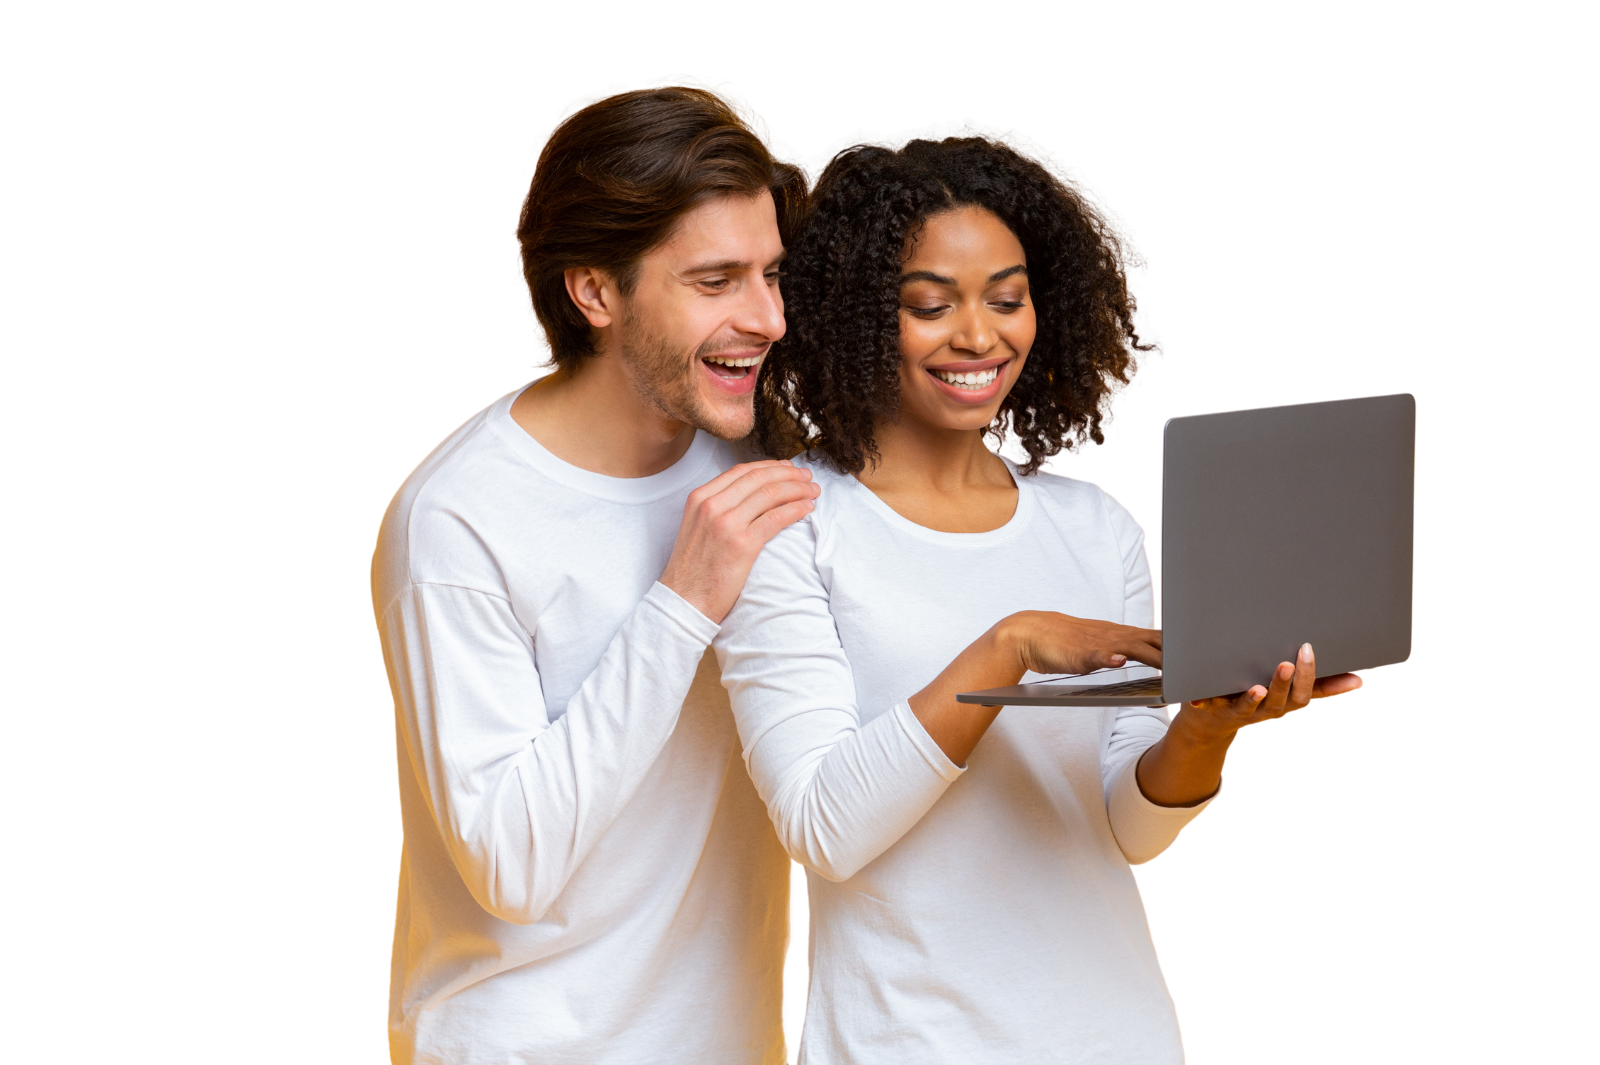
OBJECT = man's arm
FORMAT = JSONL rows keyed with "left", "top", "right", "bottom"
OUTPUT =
{"left": 381, "top": 461, "right": 818, "bottom": 924}
{"left": 381, "top": 580, "right": 718, "bottom": 923}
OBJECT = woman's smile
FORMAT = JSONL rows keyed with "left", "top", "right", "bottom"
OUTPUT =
{"left": 924, "top": 354, "right": 1014, "bottom": 403}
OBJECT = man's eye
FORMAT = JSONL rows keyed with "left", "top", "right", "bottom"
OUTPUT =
{"left": 699, "top": 278, "right": 732, "bottom": 291}
{"left": 765, "top": 271, "right": 783, "bottom": 284}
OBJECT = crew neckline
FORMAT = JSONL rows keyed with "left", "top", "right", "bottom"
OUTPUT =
{"left": 838, "top": 454, "right": 1036, "bottom": 547}
{"left": 490, "top": 385, "right": 719, "bottom": 505}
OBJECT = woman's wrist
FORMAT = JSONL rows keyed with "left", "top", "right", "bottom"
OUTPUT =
{"left": 1166, "top": 704, "right": 1239, "bottom": 754}
{"left": 988, "top": 613, "right": 1039, "bottom": 679}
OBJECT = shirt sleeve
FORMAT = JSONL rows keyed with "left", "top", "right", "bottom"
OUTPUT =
{"left": 1098, "top": 493, "right": 1214, "bottom": 864}
{"left": 379, "top": 579, "right": 719, "bottom": 924}
{"left": 715, "top": 516, "right": 963, "bottom": 884}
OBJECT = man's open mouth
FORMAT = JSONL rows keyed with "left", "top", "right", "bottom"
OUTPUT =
{"left": 703, "top": 354, "right": 763, "bottom": 380}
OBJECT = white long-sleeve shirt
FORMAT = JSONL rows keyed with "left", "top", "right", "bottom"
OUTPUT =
{"left": 372, "top": 387, "right": 789, "bottom": 1065}
{"left": 716, "top": 454, "right": 1210, "bottom": 1065}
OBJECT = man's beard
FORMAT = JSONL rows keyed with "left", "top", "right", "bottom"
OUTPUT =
{"left": 615, "top": 309, "right": 755, "bottom": 441}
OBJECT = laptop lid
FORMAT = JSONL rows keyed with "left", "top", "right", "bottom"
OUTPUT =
{"left": 955, "top": 393, "right": 1414, "bottom": 708}
{"left": 1159, "top": 393, "right": 1414, "bottom": 704}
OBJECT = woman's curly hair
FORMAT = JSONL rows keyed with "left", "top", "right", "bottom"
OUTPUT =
{"left": 756, "top": 136, "right": 1151, "bottom": 475}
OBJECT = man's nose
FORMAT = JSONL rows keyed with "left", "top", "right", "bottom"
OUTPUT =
{"left": 733, "top": 273, "right": 785, "bottom": 342}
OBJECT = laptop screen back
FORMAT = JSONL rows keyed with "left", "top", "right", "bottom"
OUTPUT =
{"left": 1160, "top": 394, "right": 1414, "bottom": 705}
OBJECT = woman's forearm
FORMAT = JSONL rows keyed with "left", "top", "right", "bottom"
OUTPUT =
{"left": 1134, "top": 708, "right": 1234, "bottom": 807}
{"left": 905, "top": 626, "right": 1015, "bottom": 767}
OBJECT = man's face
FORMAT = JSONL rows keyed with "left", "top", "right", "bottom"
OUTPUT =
{"left": 612, "top": 191, "right": 786, "bottom": 440}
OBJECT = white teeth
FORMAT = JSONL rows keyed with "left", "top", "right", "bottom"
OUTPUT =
{"left": 932, "top": 366, "right": 1000, "bottom": 389}
{"left": 704, "top": 355, "right": 763, "bottom": 367}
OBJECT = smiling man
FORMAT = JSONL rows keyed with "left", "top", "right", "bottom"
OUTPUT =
{"left": 371, "top": 88, "right": 816, "bottom": 1065}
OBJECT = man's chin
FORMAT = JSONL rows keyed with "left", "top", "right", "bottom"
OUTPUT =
{"left": 686, "top": 400, "right": 756, "bottom": 442}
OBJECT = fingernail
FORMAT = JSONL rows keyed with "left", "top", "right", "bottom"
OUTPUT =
{"left": 1110, "top": 655, "right": 1126, "bottom": 665}
{"left": 1299, "top": 643, "right": 1313, "bottom": 662}
{"left": 805, "top": 499, "right": 815, "bottom": 510}
{"left": 1251, "top": 686, "right": 1267, "bottom": 701}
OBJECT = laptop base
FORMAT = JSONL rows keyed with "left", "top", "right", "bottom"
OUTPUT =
{"left": 956, "top": 675, "right": 1170, "bottom": 708}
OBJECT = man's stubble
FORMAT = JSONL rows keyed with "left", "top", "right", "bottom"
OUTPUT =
{"left": 615, "top": 307, "right": 755, "bottom": 442}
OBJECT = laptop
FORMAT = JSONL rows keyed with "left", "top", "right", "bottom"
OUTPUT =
{"left": 957, "top": 393, "right": 1415, "bottom": 708}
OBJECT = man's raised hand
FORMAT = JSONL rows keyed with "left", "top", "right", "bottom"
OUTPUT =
{"left": 660, "top": 460, "right": 820, "bottom": 624}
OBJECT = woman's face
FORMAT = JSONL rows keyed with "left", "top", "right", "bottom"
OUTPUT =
{"left": 896, "top": 205, "right": 1036, "bottom": 434}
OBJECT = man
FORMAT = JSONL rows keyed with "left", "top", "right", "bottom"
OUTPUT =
{"left": 372, "top": 88, "right": 817, "bottom": 1065}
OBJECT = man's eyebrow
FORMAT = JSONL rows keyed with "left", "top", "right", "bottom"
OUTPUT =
{"left": 681, "top": 259, "right": 751, "bottom": 275}
{"left": 678, "top": 253, "right": 787, "bottom": 275}
{"left": 988, "top": 264, "right": 1027, "bottom": 282}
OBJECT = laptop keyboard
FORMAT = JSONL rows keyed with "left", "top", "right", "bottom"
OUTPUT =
{"left": 1070, "top": 677, "right": 1165, "bottom": 697}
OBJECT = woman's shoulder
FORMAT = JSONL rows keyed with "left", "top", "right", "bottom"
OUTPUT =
{"left": 1017, "top": 463, "right": 1144, "bottom": 540}
{"left": 790, "top": 450, "right": 849, "bottom": 481}
{"left": 1016, "top": 462, "right": 1111, "bottom": 505}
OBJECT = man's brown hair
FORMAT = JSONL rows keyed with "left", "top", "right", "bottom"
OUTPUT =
{"left": 517, "top": 87, "right": 808, "bottom": 368}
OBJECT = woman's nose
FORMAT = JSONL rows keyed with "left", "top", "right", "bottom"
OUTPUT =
{"left": 949, "top": 304, "right": 995, "bottom": 354}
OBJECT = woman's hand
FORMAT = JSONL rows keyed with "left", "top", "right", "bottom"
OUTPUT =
{"left": 1136, "top": 643, "right": 1362, "bottom": 807}
{"left": 997, "top": 610, "right": 1163, "bottom": 677}
{"left": 1178, "top": 641, "right": 1362, "bottom": 741}
{"left": 907, "top": 611, "right": 1163, "bottom": 767}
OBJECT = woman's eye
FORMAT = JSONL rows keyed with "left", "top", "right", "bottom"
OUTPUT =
{"left": 903, "top": 305, "right": 948, "bottom": 318}
{"left": 992, "top": 300, "right": 1026, "bottom": 312}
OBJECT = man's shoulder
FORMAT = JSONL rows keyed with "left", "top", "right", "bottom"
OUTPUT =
{"left": 373, "top": 389, "right": 549, "bottom": 605}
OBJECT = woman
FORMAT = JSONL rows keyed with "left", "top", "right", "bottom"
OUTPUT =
{"left": 715, "top": 138, "right": 1360, "bottom": 1063}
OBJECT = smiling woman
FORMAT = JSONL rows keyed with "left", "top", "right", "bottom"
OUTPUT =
{"left": 720, "top": 137, "right": 1357, "bottom": 1064}
{"left": 756, "top": 136, "right": 1149, "bottom": 475}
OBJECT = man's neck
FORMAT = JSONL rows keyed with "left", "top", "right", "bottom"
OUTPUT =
{"left": 510, "top": 357, "right": 697, "bottom": 479}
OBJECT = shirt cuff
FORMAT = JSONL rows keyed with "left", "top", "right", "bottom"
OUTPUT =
{"left": 891, "top": 700, "right": 965, "bottom": 782}
{"left": 642, "top": 581, "right": 721, "bottom": 645}
{"left": 1107, "top": 752, "right": 1216, "bottom": 863}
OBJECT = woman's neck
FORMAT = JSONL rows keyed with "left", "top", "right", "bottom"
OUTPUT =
{"left": 856, "top": 418, "right": 1018, "bottom": 533}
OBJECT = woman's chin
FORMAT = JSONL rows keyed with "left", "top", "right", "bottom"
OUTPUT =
{"left": 905, "top": 401, "right": 1008, "bottom": 435}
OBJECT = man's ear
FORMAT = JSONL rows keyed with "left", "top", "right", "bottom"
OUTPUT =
{"left": 564, "top": 267, "right": 618, "bottom": 329}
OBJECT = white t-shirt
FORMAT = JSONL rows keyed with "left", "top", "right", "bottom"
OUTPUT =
{"left": 716, "top": 453, "right": 1211, "bottom": 1065}
{"left": 372, "top": 387, "right": 789, "bottom": 1065}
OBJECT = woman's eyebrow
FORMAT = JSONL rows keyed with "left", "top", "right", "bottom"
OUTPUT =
{"left": 899, "top": 265, "right": 1028, "bottom": 285}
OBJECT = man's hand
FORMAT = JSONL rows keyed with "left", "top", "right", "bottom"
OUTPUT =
{"left": 997, "top": 611, "right": 1164, "bottom": 677}
{"left": 1176, "top": 642, "right": 1362, "bottom": 742}
{"left": 659, "top": 460, "right": 820, "bottom": 624}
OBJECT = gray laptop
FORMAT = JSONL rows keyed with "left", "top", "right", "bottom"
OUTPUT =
{"left": 957, "top": 394, "right": 1414, "bottom": 708}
